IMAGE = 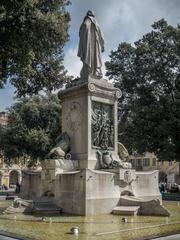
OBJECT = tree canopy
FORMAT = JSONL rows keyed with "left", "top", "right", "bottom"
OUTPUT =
{"left": 0, "top": 94, "right": 61, "bottom": 165}
{"left": 0, "top": 0, "right": 71, "bottom": 96}
{"left": 106, "top": 19, "right": 180, "bottom": 162}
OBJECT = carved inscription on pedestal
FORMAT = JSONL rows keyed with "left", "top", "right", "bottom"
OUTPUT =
{"left": 91, "top": 101, "right": 114, "bottom": 150}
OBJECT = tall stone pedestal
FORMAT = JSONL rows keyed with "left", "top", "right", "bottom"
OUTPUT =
{"left": 58, "top": 78, "right": 122, "bottom": 169}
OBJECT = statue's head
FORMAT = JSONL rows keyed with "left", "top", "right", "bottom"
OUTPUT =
{"left": 86, "top": 10, "right": 95, "bottom": 17}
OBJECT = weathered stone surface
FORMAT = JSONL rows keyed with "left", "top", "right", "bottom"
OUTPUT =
{"left": 119, "top": 168, "right": 136, "bottom": 184}
{"left": 20, "top": 169, "right": 42, "bottom": 199}
{"left": 132, "top": 170, "right": 161, "bottom": 201}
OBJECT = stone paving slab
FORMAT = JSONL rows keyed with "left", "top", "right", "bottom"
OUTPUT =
{"left": 153, "top": 234, "right": 180, "bottom": 240}
{"left": 0, "top": 232, "right": 31, "bottom": 240}
{"left": 0, "top": 235, "right": 18, "bottom": 240}
{"left": 112, "top": 206, "right": 140, "bottom": 215}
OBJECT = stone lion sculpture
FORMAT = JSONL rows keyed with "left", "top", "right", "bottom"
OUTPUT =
{"left": 47, "top": 132, "right": 70, "bottom": 159}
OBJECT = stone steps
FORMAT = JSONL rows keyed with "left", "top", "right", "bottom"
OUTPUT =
{"left": 33, "top": 202, "right": 62, "bottom": 214}
{"left": 3, "top": 206, "right": 27, "bottom": 214}
{"left": 3, "top": 199, "right": 33, "bottom": 214}
{"left": 112, "top": 206, "right": 140, "bottom": 216}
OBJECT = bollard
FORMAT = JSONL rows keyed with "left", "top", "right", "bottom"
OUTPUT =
{"left": 71, "top": 226, "right": 79, "bottom": 235}
{"left": 42, "top": 216, "right": 46, "bottom": 222}
{"left": 122, "top": 217, "right": 128, "bottom": 223}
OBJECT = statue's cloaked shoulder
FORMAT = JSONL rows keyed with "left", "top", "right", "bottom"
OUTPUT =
{"left": 77, "top": 10, "right": 105, "bottom": 80}
{"left": 78, "top": 17, "right": 92, "bottom": 60}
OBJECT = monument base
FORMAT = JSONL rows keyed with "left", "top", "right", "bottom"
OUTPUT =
{"left": 19, "top": 78, "right": 168, "bottom": 216}
{"left": 20, "top": 161, "right": 168, "bottom": 216}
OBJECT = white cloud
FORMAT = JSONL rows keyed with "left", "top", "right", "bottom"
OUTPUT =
{"left": 64, "top": 46, "right": 82, "bottom": 78}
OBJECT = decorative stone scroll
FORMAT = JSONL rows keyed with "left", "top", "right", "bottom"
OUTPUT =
{"left": 88, "top": 81, "right": 122, "bottom": 100}
{"left": 91, "top": 101, "right": 114, "bottom": 149}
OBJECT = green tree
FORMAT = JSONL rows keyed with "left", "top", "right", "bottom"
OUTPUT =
{"left": 0, "top": 94, "right": 61, "bottom": 165}
{"left": 106, "top": 19, "right": 180, "bottom": 165}
{"left": 0, "top": 0, "right": 71, "bottom": 96}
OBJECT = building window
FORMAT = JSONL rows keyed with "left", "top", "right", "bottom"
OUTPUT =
{"left": 152, "top": 158, "right": 156, "bottom": 166}
{"left": 143, "top": 158, "right": 150, "bottom": 167}
{"left": 130, "top": 159, "right": 135, "bottom": 168}
{"left": 136, "top": 159, "right": 142, "bottom": 167}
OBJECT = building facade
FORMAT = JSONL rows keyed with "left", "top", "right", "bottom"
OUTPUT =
{"left": 0, "top": 112, "right": 8, "bottom": 126}
{"left": 129, "top": 152, "right": 180, "bottom": 184}
{"left": 0, "top": 111, "right": 23, "bottom": 188}
{"left": 0, "top": 162, "right": 22, "bottom": 188}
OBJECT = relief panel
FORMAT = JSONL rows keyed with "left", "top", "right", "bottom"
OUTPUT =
{"left": 91, "top": 101, "right": 114, "bottom": 150}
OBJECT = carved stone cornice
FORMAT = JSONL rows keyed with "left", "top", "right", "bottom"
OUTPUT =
{"left": 58, "top": 78, "right": 122, "bottom": 101}
{"left": 88, "top": 79, "right": 122, "bottom": 100}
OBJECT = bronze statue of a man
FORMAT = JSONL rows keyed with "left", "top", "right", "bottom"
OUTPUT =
{"left": 78, "top": 10, "right": 105, "bottom": 80}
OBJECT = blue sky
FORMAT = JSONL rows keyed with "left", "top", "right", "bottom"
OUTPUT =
{"left": 0, "top": 0, "right": 180, "bottom": 111}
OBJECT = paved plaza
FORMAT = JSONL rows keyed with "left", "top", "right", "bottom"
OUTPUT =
{"left": 0, "top": 236, "right": 18, "bottom": 240}
{"left": 154, "top": 234, "right": 180, "bottom": 240}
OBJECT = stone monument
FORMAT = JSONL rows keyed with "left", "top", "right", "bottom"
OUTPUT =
{"left": 20, "top": 11, "right": 169, "bottom": 217}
